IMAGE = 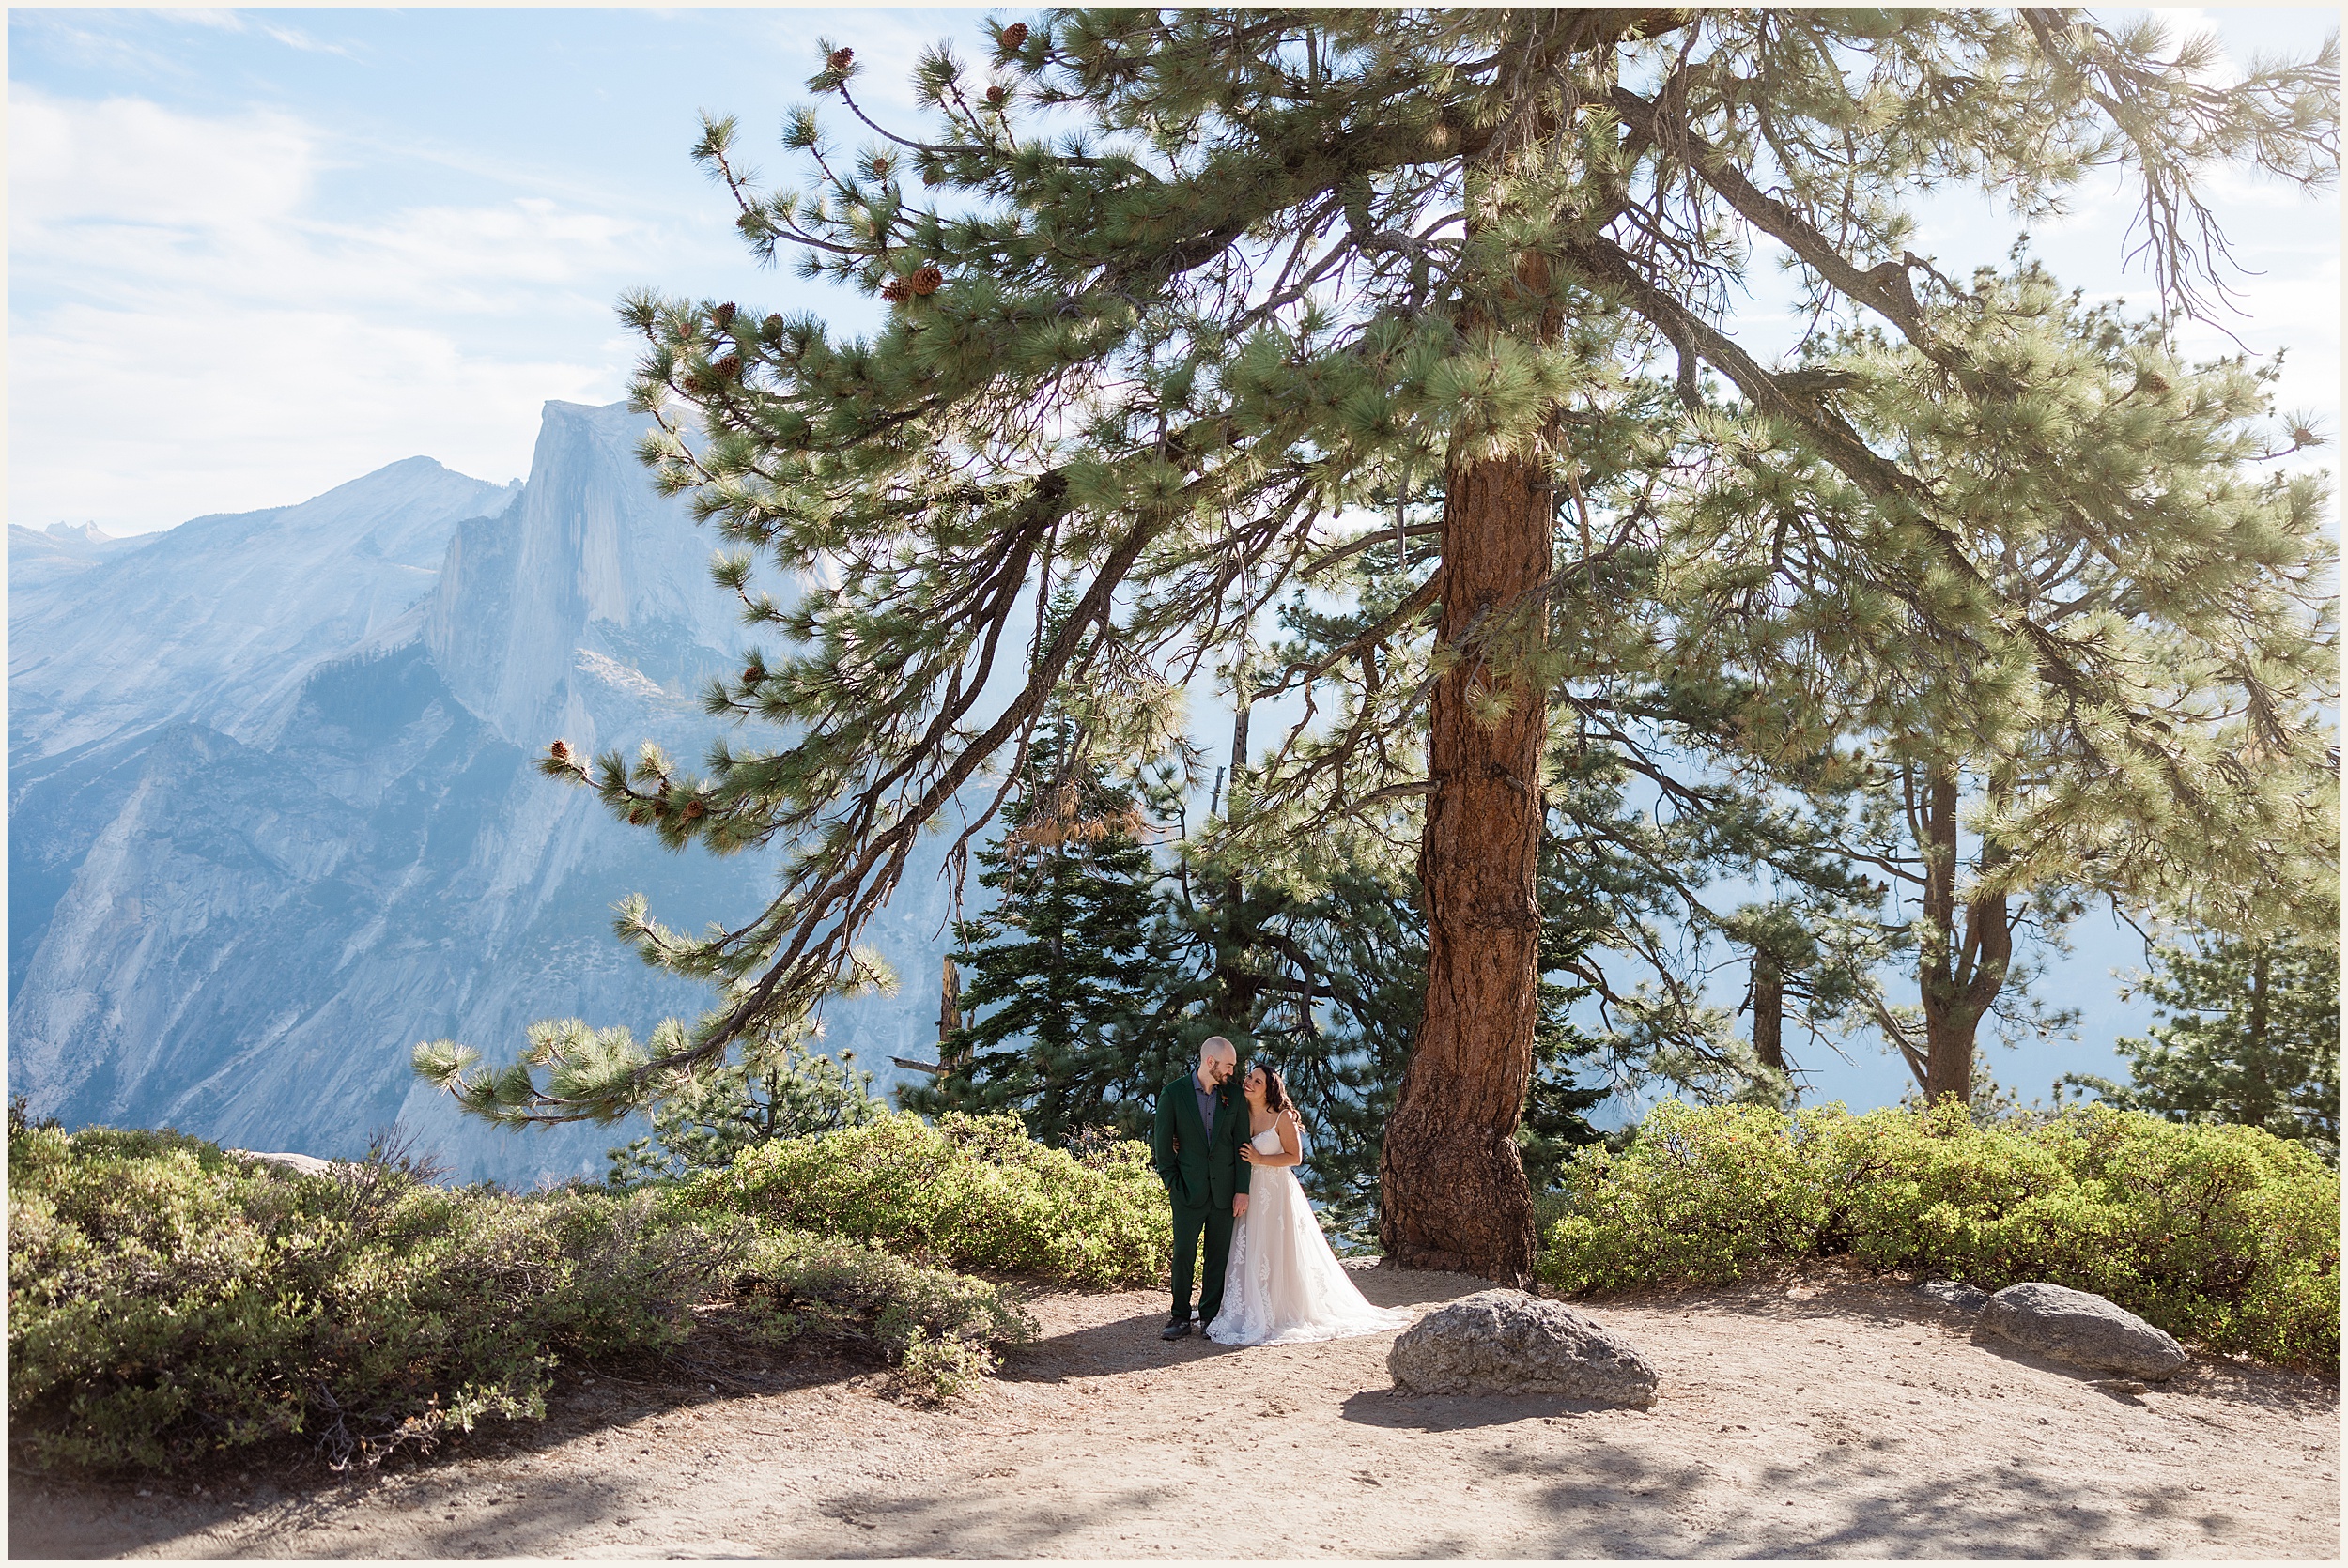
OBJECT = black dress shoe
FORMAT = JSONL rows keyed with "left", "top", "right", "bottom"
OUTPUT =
{"left": 1160, "top": 1319, "right": 1194, "bottom": 1340}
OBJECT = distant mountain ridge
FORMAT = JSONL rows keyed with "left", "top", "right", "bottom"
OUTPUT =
{"left": 8, "top": 402, "right": 957, "bottom": 1183}
{"left": 9, "top": 460, "right": 519, "bottom": 761}
{"left": 5, "top": 519, "right": 139, "bottom": 590}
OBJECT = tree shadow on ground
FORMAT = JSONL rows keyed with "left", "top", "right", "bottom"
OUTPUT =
{"left": 994, "top": 1264, "right": 1492, "bottom": 1386}
{"left": 993, "top": 1305, "right": 1250, "bottom": 1382}
{"left": 5, "top": 1315, "right": 879, "bottom": 1561}
{"left": 719, "top": 1425, "right": 2263, "bottom": 1561}
{"left": 1574, "top": 1272, "right": 1964, "bottom": 1331}
{"left": 1339, "top": 1385, "right": 1645, "bottom": 1431}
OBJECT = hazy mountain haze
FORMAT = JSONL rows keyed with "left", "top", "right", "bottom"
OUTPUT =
{"left": 8, "top": 401, "right": 957, "bottom": 1183}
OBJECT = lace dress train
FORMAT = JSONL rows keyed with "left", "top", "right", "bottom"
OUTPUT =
{"left": 1205, "top": 1128, "right": 1413, "bottom": 1346}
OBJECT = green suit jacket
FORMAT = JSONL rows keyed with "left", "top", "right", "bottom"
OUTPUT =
{"left": 1152, "top": 1073, "right": 1253, "bottom": 1213}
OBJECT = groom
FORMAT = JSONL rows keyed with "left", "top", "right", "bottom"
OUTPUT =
{"left": 1151, "top": 1036, "right": 1252, "bottom": 1341}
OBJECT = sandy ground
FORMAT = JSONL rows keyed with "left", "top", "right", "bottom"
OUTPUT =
{"left": 8, "top": 1267, "right": 2339, "bottom": 1560}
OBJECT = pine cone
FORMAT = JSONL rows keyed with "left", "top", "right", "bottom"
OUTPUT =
{"left": 881, "top": 278, "right": 911, "bottom": 303}
{"left": 549, "top": 739, "right": 570, "bottom": 761}
{"left": 871, "top": 154, "right": 893, "bottom": 177}
{"left": 628, "top": 806, "right": 650, "bottom": 825}
{"left": 715, "top": 353, "right": 742, "bottom": 381}
{"left": 828, "top": 47, "right": 854, "bottom": 70}
{"left": 713, "top": 301, "right": 736, "bottom": 327}
{"left": 1001, "top": 22, "right": 1029, "bottom": 49}
{"left": 764, "top": 314, "right": 783, "bottom": 338}
{"left": 985, "top": 85, "right": 1008, "bottom": 107}
{"left": 684, "top": 800, "right": 706, "bottom": 821}
{"left": 907, "top": 266, "right": 944, "bottom": 296}
{"left": 742, "top": 665, "right": 762, "bottom": 684}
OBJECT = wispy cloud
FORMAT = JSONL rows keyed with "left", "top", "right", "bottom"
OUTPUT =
{"left": 8, "top": 89, "right": 640, "bottom": 530}
{"left": 159, "top": 8, "right": 360, "bottom": 58}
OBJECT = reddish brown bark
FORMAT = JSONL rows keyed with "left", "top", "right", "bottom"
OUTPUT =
{"left": 1377, "top": 446, "right": 1552, "bottom": 1284}
{"left": 1375, "top": 31, "right": 1593, "bottom": 1281}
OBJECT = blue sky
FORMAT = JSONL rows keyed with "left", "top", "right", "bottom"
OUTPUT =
{"left": 8, "top": 7, "right": 2338, "bottom": 536}
{"left": 8, "top": 6, "right": 976, "bottom": 530}
{"left": 8, "top": 6, "right": 2340, "bottom": 1114}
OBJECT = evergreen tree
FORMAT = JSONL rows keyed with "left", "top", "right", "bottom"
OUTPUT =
{"left": 605, "top": 1020, "right": 883, "bottom": 1184}
{"left": 2064, "top": 930, "right": 2341, "bottom": 1163}
{"left": 1670, "top": 264, "right": 2338, "bottom": 1103}
{"left": 899, "top": 714, "right": 1182, "bottom": 1145}
{"left": 420, "top": 8, "right": 2336, "bottom": 1284}
{"left": 1532, "top": 717, "right": 1895, "bottom": 1112}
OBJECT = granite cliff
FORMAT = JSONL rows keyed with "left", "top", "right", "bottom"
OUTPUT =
{"left": 8, "top": 401, "right": 957, "bottom": 1183}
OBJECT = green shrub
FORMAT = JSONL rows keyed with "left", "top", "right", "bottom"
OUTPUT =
{"left": 672, "top": 1111, "right": 1168, "bottom": 1286}
{"left": 1538, "top": 1099, "right": 2340, "bottom": 1372}
{"left": 8, "top": 1114, "right": 1089, "bottom": 1470}
{"left": 605, "top": 1025, "right": 887, "bottom": 1186}
{"left": 733, "top": 1228, "right": 1035, "bottom": 1401}
{"left": 7, "top": 1124, "right": 743, "bottom": 1472}
{"left": 888, "top": 1327, "right": 994, "bottom": 1404}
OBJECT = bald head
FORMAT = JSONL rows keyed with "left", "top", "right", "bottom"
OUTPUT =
{"left": 1196, "top": 1036, "right": 1238, "bottom": 1088}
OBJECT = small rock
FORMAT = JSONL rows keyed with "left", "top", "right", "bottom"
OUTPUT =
{"left": 1974, "top": 1281, "right": 2190, "bottom": 1379}
{"left": 231, "top": 1149, "right": 343, "bottom": 1177}
{"left": 1388, "top": 1289, "right": 1658, "bottom": 1405}
{"left": 1917, "top": 1279, "right": 1990, "bottom": 1313}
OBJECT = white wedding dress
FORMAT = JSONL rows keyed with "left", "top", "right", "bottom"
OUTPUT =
{"left": 1206, "top": 1126, "right": 1414, "bottom": 1346}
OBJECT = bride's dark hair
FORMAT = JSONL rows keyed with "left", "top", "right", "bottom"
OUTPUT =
{"left": 1251, "top": 1062, "right": 1290, "bottom": 1115}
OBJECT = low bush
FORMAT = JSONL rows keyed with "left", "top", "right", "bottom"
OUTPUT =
{"left": 1538, "top": 1099, "right": 2340, "bottom": 1372}
{"left": 7, "top": 1124, "right": 743, "bottom": 1471}
{"left": 672, "top": 1111, "right": 1168, "bottom": 1287}
{"left": 7, "top": 1115, "right": 1074, "bottom": 1473}
{"left": 734, "top": 1228, "right": 1034, "bottom": 1400}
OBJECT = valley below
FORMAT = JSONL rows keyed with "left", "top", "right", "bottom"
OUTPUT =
{"left": 8, "top": 401, "right": 963, "bottom": 1186}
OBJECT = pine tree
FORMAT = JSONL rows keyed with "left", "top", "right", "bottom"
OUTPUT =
{"left": 2065, "top": 930, "right": 2341, "bottom": 1164}
{"left": 419, "top": 9, "right": 2336, "bottom": 1283}
{"left": 1535, "top": 715, "right": 1896, "bottom": 1111}
{"left": 605, "top": 1021, "right": 883, "bottom": 1184}
{"left": 899, "top": 714, "right": 1181, "bottom": 1145}
{"left": 1671, "top": 263, "right": 2339, "bottom": 1103}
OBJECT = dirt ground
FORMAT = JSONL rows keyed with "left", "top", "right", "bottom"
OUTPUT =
{"left": 9, "top": 1267, "right": 2339, "bottom": 1560}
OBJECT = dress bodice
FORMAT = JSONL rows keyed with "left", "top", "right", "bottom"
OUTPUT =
{"left": 1206, "top": 1114, "right": 1413, "bottom": 1347}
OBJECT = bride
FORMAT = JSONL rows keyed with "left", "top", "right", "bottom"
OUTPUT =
{"left": 1205, "top": 1063, "right": 1413, "bottom": 1346}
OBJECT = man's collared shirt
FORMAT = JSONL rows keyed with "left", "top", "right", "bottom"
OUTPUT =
{"left": 1193, "top": 1074, "right": 1218, "bottom": 1138}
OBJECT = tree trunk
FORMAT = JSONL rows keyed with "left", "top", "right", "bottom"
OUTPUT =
{"left": 1230, "top": 683, "right": 1251, "bottom": 780}
{"left": 1377, "top": 27, "right": 1577, "bottom": 1281}
{"left": 2242, "top": 947, "right": 2274, "bottom": 1128}
{"left": 1378, "top": 446, "right": 1552, "bottom": 1284}
{"left": 1752, "top": 946, "right": 1786, "bottom": 1076}
{"left": 1226, "top": 685, "right": 1250, "bottom": 925}
{"left": 1913, "top": 765, "right": 2014, "bottom": 1106}
{"left": 938, "top": 956, "right": 968, "bottom": 1071}
{"left": 1217, "top": 686, "right": 1260, "bottom": 1037}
